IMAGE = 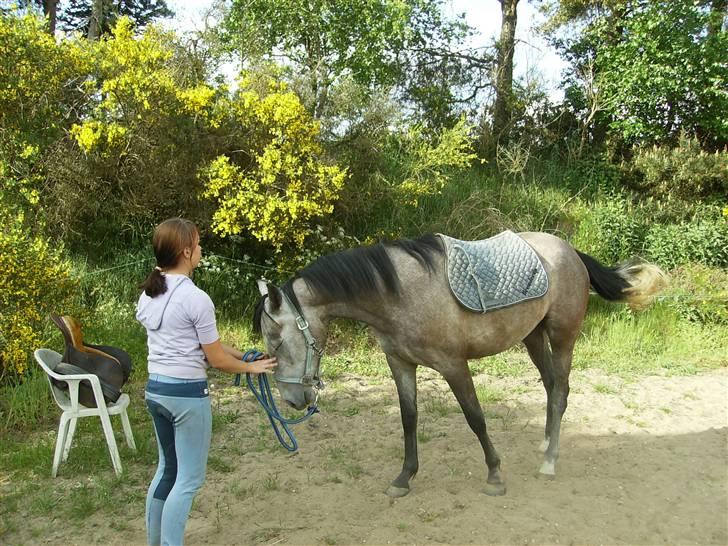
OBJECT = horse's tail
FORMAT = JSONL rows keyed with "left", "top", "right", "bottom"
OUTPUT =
{"left": 575, "top": 251, "right": 667, "bottom": 310}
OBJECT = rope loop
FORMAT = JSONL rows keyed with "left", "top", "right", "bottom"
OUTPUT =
{"left": 235, "top": 350, "right": 318, "bottom": 452}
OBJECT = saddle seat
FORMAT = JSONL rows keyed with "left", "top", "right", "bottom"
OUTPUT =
{"left": 438, "top": 230, "right": 549, "bottom": 313}
{"left": 50, "top": 314, "right": 132, "bottom": 407}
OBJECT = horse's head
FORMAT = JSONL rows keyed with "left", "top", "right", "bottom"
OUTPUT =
{"left": 255, "top": 280, "right": 326, "bottom": 410}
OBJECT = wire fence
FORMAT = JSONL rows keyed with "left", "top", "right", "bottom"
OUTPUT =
{"left": 74, "top": 254, "right": 726, "bottom": 303}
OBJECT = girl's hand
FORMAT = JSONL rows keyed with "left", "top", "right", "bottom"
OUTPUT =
{"left": 247, "top": 356, "right": 277, "bottom": 375}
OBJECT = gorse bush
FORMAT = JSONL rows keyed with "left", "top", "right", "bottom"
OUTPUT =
{"left": 54, "top": 18, "right": 221, "bottom": 244}
{"left": 200, "top": 73, "right": 348, "bottom": 251}
{"left": 0, "top": 14, "right": 89, "bottom": 214}
{"left": 631, "top": 135, "right": 728, "bottom": 200}
{"left": 0, "top": 211, "right": 77, "bottom": 381}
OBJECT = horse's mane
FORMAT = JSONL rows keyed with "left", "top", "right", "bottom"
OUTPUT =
{"left": 253, "top": 234, "right": 443, "bottom": 333}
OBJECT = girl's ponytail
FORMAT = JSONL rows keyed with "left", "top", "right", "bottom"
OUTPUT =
{"left": 139, "top": 266, "right": 167, "bottom": 297}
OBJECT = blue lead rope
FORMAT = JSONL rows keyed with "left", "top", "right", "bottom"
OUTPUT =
{"left": 234, "top": 350, "right": 319, "bottom": 452}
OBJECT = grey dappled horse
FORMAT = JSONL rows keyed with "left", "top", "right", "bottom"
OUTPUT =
{"left": 253, "top": 232, "right": 665, "bottom": 497}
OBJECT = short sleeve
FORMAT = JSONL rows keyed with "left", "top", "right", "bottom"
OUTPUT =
{"left": 186, "top": 288, "right": 220, "bottom": 345}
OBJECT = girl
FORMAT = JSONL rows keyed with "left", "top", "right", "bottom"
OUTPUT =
{"left": 136, "top": 217, "right": 276, "bottom": 546}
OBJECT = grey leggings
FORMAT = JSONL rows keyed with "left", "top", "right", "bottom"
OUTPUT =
{"left": 145, "top": 374, "right": 212, "bottom": 546}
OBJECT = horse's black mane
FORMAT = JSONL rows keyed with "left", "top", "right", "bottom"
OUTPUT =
{"left": 253, "top": 234, "right": 443, "bottom": 334}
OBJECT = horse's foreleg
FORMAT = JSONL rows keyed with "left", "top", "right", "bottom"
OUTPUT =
{"left": 442, "top": 365, "right": 506, "bottom": 496}
{"left": 385, "top": 355, "right": 419, "bottom": 498}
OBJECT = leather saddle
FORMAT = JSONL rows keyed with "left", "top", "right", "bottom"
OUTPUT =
{"left": 50, "top": 314, "right": 132, "bottom": 407}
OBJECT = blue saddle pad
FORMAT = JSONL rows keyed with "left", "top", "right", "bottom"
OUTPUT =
{"left": 438, "top": 231, "right": 549, "bottom": 313}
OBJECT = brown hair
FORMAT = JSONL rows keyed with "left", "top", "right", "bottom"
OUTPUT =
{"left": 139, "top": 218, "right": 199, "bottom": 297}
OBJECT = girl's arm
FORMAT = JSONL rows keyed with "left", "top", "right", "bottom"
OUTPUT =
{"left": 202, "top": 340, "right": 276, "bottom": 375}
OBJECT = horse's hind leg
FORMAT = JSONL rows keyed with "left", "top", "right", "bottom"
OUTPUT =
{"left": 385, "top": 354, "right": 419, "bottom": 498}
{"left": 441, "top": 363, "right": 506, "bottom": 496}
{"left": 524, "top": 320, "right": 576, "bottom": 478}
{"left": 523, "top": 323, "right": 554, "bottom": 453}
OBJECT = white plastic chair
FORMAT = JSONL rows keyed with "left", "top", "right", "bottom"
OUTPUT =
{"left": 34, "top": 348, "right": 136, "bottom": 477}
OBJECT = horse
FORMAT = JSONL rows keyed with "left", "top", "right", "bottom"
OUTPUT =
{"left": 252, "top": 231, "right": 665, "bottom": 497}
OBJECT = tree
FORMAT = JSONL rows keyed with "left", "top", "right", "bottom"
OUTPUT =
{"left": 223, "top": 0, "right": 489, "bottom": 125}
{"left": 596, "top": 0, "right": 727, "bottom": 147}
{"left": 543, "top": 0, "right": 727, "bottom": 150}
{"left": 1, "top": 0, "right": 59, "bottom": 33}
{"left": 58, "top": 0, "right": 173, "bottom": 37}
{"left": 492, "top": 0, "right": 519, "bottom": 147}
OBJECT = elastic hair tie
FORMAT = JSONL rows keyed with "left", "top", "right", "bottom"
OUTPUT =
{"left": 155, "top": 266, "right": 163, "bottom": 272}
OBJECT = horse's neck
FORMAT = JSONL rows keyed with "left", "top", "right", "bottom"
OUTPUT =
{"left": 320, "top": 300, "right": 393, "bottom": 330}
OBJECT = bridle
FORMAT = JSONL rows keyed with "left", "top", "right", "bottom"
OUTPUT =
{"left": 268, "top": 288, "right": 325, "bottom": 390}
{"left": 237, "top": 285, "right": 324, "bottom": 452}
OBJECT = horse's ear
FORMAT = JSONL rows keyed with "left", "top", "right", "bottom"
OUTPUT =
{"left": 256, "top": 279, "right": 268, "bottom": 296}
{"left": 266, "top": 283, "right": 282, "bottom": 311}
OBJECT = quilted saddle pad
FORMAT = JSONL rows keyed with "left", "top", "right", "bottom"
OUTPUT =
{"left": 438, "top": 231, "right": 549, "bottom": 313}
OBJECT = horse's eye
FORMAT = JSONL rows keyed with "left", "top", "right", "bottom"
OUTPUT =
{"left": 268, "top": 335, "right": 283, "bottom": 351}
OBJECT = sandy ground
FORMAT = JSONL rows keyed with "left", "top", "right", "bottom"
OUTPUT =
{"left": 37, "top": 367, "right": 728, "bottom": 545}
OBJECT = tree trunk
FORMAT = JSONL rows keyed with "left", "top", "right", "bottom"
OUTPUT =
{"left": 492, "top": 0, "right": 519, "bottom": 148}
{"left": 43, "top": 0, "right": 58, "bottom": 35}
{"left": 88, "top": 0, "right": 105, "bottom": 40}
{"left": 708, "top": 0, "right": 726, "bottom": 37}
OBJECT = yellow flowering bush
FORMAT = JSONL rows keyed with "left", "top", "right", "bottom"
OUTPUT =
{"left": 390, "top": 117, "right": 478, "bottom": 207}
{"left": 201, "top": 74, "right": 348, "bottom": 250}
{"left": 0, "top": 14, "right": 90, "bottom": 211}
{"left": 0, "top": 211, "right": 77, "bottom": 381}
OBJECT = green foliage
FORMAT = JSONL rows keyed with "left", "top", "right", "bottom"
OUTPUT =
{"left": 337, "top": 118, "right": 478, "bottom": 235}
{"left": 595, "top": 0, "right": 727, "bottom": 146}
{"left": 225, "top": 0, "right": 411, "bottom": 87}
{"left": 223, "top": 0, "right": 482, "bottom": 126}
{"left": 200, "top": 73, "right": 347, "bottom": 251}
{"left": 662, "top": 264, "right": 728, "bottom": 325}
{"left": 0, "top": 210, "right": 77, "bottom": 380}
{"left": 571, "top": 195, "right": 647, "bottom": 263}
{"left": 544, "top": 0, "right": 727, "bottom": 150}
{"left": 560, "top": 158, "right": 623, "bottom": 196}
{"left": 644, "top": 208, "right": 728, "bottom": 269}
{"left": 630, "top": 135, "right": 728, "bottom": 199}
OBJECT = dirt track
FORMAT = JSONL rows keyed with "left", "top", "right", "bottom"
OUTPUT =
{"left": 43, "top": 367, "right": 728, "bottom": 545}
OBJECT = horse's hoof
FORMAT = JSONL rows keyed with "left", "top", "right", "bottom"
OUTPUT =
{"left": 385, "top": 485, "right": 411, "bottom": 498}
{"left": 484, "top": 481, "right": 506, "bottom": 496}
{"left": 538, "top": 460, "right": 556, "bottom": 479}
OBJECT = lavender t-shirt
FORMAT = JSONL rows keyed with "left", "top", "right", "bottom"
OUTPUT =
{"left": 136, "top": 274, "right": 220, "bottom": 379}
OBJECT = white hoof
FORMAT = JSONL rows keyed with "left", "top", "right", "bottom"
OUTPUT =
{"left": 539, "top": 460, "right": 556, "bottom": 478}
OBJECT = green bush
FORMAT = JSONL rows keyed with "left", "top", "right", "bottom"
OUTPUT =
{"left": 631, "top": 135, "right": 728, "bottom": 199}
{"left": 644, "top": 208, "right": 728, "bottom": 269}
{"left": 663, "top": 264, "right": 728, "bottom": 325}
{"left": 560, "top": 158, "right": 623, "bottom": 197}
{"left": 571, "top": 195, "right": 647, "bottom": 263}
